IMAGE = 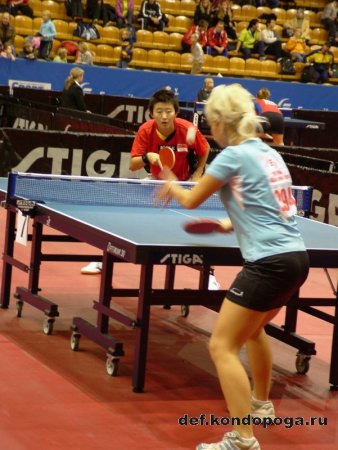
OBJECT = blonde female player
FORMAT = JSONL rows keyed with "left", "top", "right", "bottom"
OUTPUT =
{"left": 157, "top": 84, "right": 309, "bottom": 450}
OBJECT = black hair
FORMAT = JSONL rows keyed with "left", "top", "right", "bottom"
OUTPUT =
{"left": 149, "top": 89, "right": 179, "bottom": 114}
{"left": 248, "top": 18, "right": 259, "bottom": 29}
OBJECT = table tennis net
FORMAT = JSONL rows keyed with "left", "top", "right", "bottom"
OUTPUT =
{"left": 8, "top": 173, "right": 224, "bottom": 210}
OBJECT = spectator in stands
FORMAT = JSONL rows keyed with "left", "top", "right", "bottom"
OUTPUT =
{"left": 305, "top": 42, "right": 334, "bottom": 84}
{"left": 261, "top": 17, "right": 284, "bottom": 61}
{"left": 321, "top": 0, "right": 337, "bottom": 45}
{"left": 193, "top": 0, "right": 213, "bottom": 26}
{"left": 236, "top": 18, "right": 265, "bottom": 60}
{"left": 68, "top": 0, "right": 83, "bottom": 21}
{"left": 62, "top": 67, "right": 88, "bottom": 112}
{"left": 255, "top": 87, "right": 284, "bottom": 145}
{"left": 53, "top": 47, "right": 68, "bottom": 63}
{"left": 182, "top": 19, "right": 208, "bottom": 53}
{"left": 283, "top": 8, "right": 310, "bottom": 42}
{"left": 115, "top": 0, "right": 133, "bottom": 28}
{"left": 285, "top": 28, "right": 308, "bottom": 62}
{"left": 38, "top": 10, "right": 56, "bottom": 60}
{"left": 190, "top": 32, "right": 204, "bottom": 74}
{"left": 197, "top": 77, "right": 214, "bottom": 102}
{"left": 7, "top": 0, "right": 33, "bottom": 17}
{"left": 76, "top": 42, "right": 94, "bottom": 65}
{"left": 207, "top": 20, "right": 228, "bottom": 56}
{"left": 138, "top": 0, "right": 167, "bottom": 31}
{"left": 18, "top": 39, "right": 36, "bottom": 59}
{"left": 0, "top": 43, "right": 15, "bottom": 60}
{"left": 86, "top": 0, "right": 116, "bottom": 27}
{"left": 0, "top": 12, "right": 16, "bottom": 49}
{"left": 211, "top": 0, "right": 237, "bottom": 41}
{"left": 116, "top": 27, "right": 133, "bottom": 68}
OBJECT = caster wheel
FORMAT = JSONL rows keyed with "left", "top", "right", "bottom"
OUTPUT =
{"left": 181, "top": 304, "right": 190, "bottom": 318}
{"left": 43, "top": 318, "right": 54, "bottom": 335}
{"left": 106, "top": 357, "right": 119, "bottom": 377}
{"left": 70, "top": 333, "right": 81, "bottom": 351}
{"left": 296, "top": 353, "right": 310, "bottom": 374}
{"left": 16, "top": 301, "right": 23, "bottom": 318}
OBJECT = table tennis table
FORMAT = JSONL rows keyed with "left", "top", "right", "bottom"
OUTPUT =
{"left": 1, "top": 173, "right": 338, "bottom": 392}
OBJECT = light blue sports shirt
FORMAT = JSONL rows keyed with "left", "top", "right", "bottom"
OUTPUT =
{"left": 206, "top": 138, "right": 306, "bottom": 262}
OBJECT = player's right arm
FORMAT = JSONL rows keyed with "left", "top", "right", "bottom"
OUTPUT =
{"left": 129, "top": 125, "right": 162, "bottom": 171}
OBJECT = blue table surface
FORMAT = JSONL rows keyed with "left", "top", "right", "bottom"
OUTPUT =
{"left": 1, "top": 178, "right": 337, "bottom": 251}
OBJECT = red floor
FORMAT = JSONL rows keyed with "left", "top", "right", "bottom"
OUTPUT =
{"left": 0, "top": 208, "right": 337, "bottom": 449}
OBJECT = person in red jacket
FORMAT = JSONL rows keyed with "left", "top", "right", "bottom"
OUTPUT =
{"left": 7, "top": 0, "right": 33, "bottom": 17}
{"left": 181, "top": 19, "right": 208, "bottom": 53}
{"left": 207, "top": 20, "right": 228, "bottom": 56}
{"left": 255, "top": 88, "right": 284, "bottom": 146}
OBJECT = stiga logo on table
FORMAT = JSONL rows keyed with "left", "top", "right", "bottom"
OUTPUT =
{"left": 160, "top": 253, "right": 204, "bottom": 265}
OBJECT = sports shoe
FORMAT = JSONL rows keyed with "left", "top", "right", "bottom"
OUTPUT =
{"left": 251, "top": 396, "right": 276, "bottom": 419}
{"left": 196, "top": 431, "right": 261, "bottom": 450}
{"left": 81, "top": 262, "right": 102, "bottom": 274}
{"left": 208, "top": 272, "right": 220, "bottom": 290}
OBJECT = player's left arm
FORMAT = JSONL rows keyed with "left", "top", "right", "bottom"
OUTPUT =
{"left": 190, "top": 147, "right": 210, "bottom": 181}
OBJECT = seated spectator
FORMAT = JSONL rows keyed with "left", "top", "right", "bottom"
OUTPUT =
{"left": 38, "top": 10, "right": 56, "bottom": 60}
{"left": 182, "top": 19, "right": 208, "bottom": 53}
{"left": 0, "top": 43, "right": 15, "bottom": 60}
{"left": 86, "top": 0, "right": 116, "bottom": 27}
{"left": 18, "top": 39, "right": 36, "bottom": 59}
{"left": 53, "top": 47, "right": 68, "bottom": 63}
{"left": 138, "top": 0, "right": 167, "bottom": 31}
{"left": 117, "top": 27, "right": 133, "bottom": 68}
{"left": 321, "top": 1, "right": 337, "bottom": 45}
{"left": 305, "top": 42, "right": 334, "bottom": 84}
{"left": 236, "top": 18, "right": 264, "bottom": 60}
{"left": 76, "top": 42, "right": 94, "bottom": 65}
{"left": 190, "top": 32, "right": 204, "bottom": 74}
{"left": 283, "top": 8, "right": 310, "bottom": 42}
{"left": 67, "top": 0, "right": 83, "bottom": 21}
{"left": 0, "top": 12, "right": 15, "bottom": 50}
{"left": 7, "top": 0, "right": 33, "bottom": 17}
{"left": 115, "top": 0, "right": 133, "bottom": 28}
{"left": 285, "top": 28, "right": 308, "bottom": 62}
{"left": 196, "top": 77, "right": 214, "bottom": 102}
{"left": 207, "top": 20, "right": 228, "bottom": 56}
{"left": 261, "top": 17, "right": 284, "bottom": 61}
{"left": 193, "top": 0, "right": 213, "bottom": 26}
{"left": 216, "top": 0, "right": 237, "bottom": 41}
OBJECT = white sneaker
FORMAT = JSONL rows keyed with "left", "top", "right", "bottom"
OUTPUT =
{"left": 208, "top": 273, "right": 220, "bottom": 290}
{"left": 196, "top": 431, "right": 261, "bottom": 450}
{"left": 251, "top": 396, "right": 276, "bottom": 419}
{"left": 81, "top": 262, "right": 102, "bottom": 274}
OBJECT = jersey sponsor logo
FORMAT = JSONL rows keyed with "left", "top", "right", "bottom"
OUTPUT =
{"left": 229, "top": 288, "right": 244, "bottom": 297}
{"left": 177, "top": 144, "right": 188, "bottom": 152}
{"left": 160, "top": 253, "right": 204, "bottom": 265}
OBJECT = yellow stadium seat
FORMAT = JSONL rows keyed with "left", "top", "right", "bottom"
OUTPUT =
{"left": 245, "top": 58, "right": 261, "bottom": 76}
{"left": 152, "top": 31, "right": 170, "bottom": 49}
{"left": 260, "top": 60, "right": 278, "bottom": 78}
{"left": 101, "top": 26, "right": 121, "bottom": 44}
{"left": 168, "top": 32, "right": 183, "bottom": 51}
{"left": 164, "top": 0, "right": 180, "bottom": 15}
{"left": 41, "top": 0, "right": 62, "bottom": 19}
{"left": 129, "top": 48, "right": 148, "bottom": 68}
{"left": 286, "top": 9, "right": 297, "bottom": 21}
{"left": 170, "top": 16, "right": 192, "bottom": 33}
{"left": 30, "top": 0, "right": 42, "bottom": 16}
{"left": 180, "top": 52, "right": 193, "bottom": 71}
{"left": 231, "top": 4, "right": 242, "bottom": 21}
{"left": 236, "top": 21, "right": 249, "bottom": 34}
{"left": 14, "top": 15, "right": 33, "bottom": 35}
{"left": 212, "top": 55, "right": 229, "bottom": 74}
{"left": 96, "top": 44, "right": 115, "bottom": 65}
{"left": 229, "top": 56, "right": 245, "bottom": 75}
{"left": 33, "top": 17, "right": 43, "bottom": 34}
{"left": 256, "top": 6, "right": 272, "bottom": 20}
{"left": 272, "top": 8, "right": 286, "bottom": 25}
{"left": 136, "top": 29, "right": 153, "bottom": 48}
{"left": 53, "top": 19, "right": 70, "bottom": 40}
{"left": 14, "top": 34, "right": 25, "bottom": 54}
{"left": 164, "top": 51, "right": 181, "bottom": 71}
{"left": 180, "top": 0, "right": 196, "bottom": 17}
{"left": 201, "top": 54, "right": 214, "bottom": 73}
{"left": 310, "top": 28, "right": 328, "bottom": 45}
{"left": 147, "top": 49, "right": 165, "bottom": 69}
{"left": 241, "top": 5, "right": 257, "bottom": 21}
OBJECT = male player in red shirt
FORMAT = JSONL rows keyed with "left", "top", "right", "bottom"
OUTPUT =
{"left": 129, "top": 88, "right": 210, "bottom": 181}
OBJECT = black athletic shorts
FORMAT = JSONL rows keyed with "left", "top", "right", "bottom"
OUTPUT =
{"left": 226, "top": 251, "right": 309, "bottom": 312}
{"left": 261, "top": 112, "right": 285, "bottom": 134}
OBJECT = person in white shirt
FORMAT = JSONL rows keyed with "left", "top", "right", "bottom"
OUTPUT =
{"left": 321, "top": 0, "right": 337, "bottom": 45}
{"left": 261, "top": 17, "right": 283, "bottom": 61}
{"left": 190, "top": 32, "right": 204, "bottom": 74}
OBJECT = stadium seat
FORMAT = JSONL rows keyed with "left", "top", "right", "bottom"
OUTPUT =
{"left": 129, "top": 48, "right": 148, "bottom": 68}
{"left": 310, "top": 28, "right": 328, "bottom": 45}
{"left": 133, "top": 0, "right": 142, "bottom": 14}
{"left": 50, "top": 39, "right": 61, "bottom": 58}
{"left": 113, "top": 46, "right": 122, "bottom": 64}
{"left": 53, "top": 19, "right": 70, "bottom": 40}
{"left": 180, "top": 52, "right": 193, "bottom": 71}
{"left": 96, "top": 44, "right": 115, "bottom": 65}
{"left": 152, "top": 31, "right": 170, "bottom": 49}
{"left": 30, "top": 0, "right": 42, "bottom": 16}
{"left": 260, "top": 60, "right": 278, "bottom": 78}
{"left": 14, "top": 15, "right": 33, "bottom": 35}
{"left": 231, "top": 4, "right": 242, "bottom": 21}
{"left": 229, "top": 56, "right": 245, "bottom": 76}
{"left": 274, "top": 24, "right": 283, "bottom": 38}
{"left": 33, "top": 17, "right": 43, "bottom": 34}
{"left": 236, "top": 21, "right": 249, "bottom": 34}
{"left": 14, "top": 34, "right": 25, "bottom": 54}
{"left": 256, "top": 6, "right": 272, "bottom": 20}
{"left": 211, "top": 55, "right": 229, "bottom": 74}
{"left": 241, "top": 5, "right": 257, "bottom": 21}
{"left": 164, "top": 51, "right": 181, "bottom": 71}
{"left": 245, "top": 58, "right": 261, "bottom": 76}
{"left": 272, "top": 8, "right": 286, "bottom": 25}
{"left": 41, "top": 1, "right": 63, "bottom": 20}
{"left": 101, "top": 26, "right": 121, "bottom": 44}
{"left": 147, "top": 49, "right": 165, "bottom": 69}
{"left": 201, "top": 54, "right": 214, "bottom": 73}
{"left": 180, "top": 0, "right": 196, "bottom": 17}
{"left": 331, "top": 47, "right": 338, "bottom": 63}
{"left": 170, "top": 16, "right": 192, "bottom": 33}
{"left": 168, "top": 32, "right": 183, "bottom": 51}
{"left": 286, "top": 9, "right": 297, "bottom": 21}
{"left": 136, "top": 29, "right": 153, "bottom": 48}
{"left": 164, "top": 0, "right": 180, "bottom": 15}
{"left": 85, "top": 42, "right": 98, "bottom": 63}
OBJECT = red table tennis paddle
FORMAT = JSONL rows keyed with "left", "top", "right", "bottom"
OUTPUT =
{"left": 159, "top": 147, "right": 175, "bottom": 169}
{"left": 183, "top": 218, "right": 223, "bottom": 234}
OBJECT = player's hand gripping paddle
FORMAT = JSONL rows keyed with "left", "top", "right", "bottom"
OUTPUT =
{"left": 183, "top": 218, "right": 224, "bottom": 234}
{"left": 159, "top": 147, "right": 175, "bottom": 169}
